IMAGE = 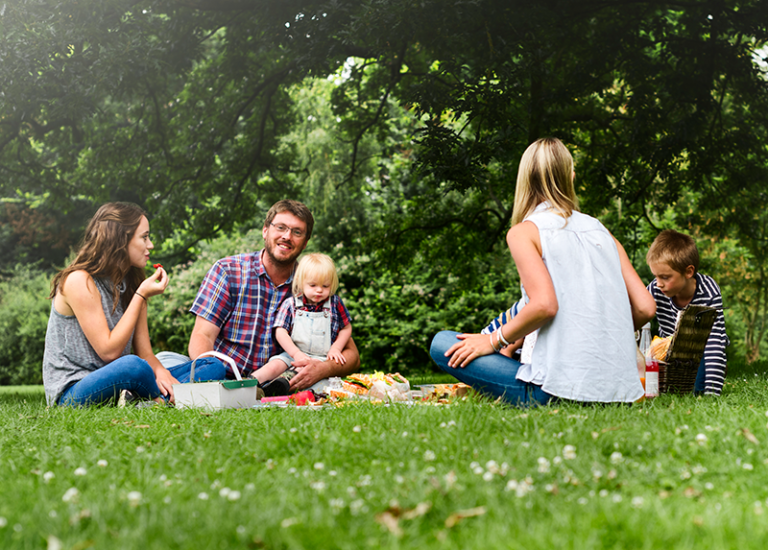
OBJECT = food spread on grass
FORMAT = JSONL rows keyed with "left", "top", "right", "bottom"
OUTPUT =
{"left": 254, "top": 372, "right": 471, "bottom": 408}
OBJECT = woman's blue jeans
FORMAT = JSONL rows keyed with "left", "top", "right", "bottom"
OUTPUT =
{"left": 58, "top": 355, "right": 227, "bottom": 406}
{"left": 430, "top": 331, "right": 554, "bottom": 407}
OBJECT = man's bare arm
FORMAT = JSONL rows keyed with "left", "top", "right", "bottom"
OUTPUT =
{"left": 189, "top": 316, "right": 222, "bottom": 359}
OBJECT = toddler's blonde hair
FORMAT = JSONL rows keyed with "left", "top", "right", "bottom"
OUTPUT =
{"left": 292, "top": 253, "right": 339, "bottom": 296}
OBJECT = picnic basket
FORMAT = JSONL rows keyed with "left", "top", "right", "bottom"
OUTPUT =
{"left": 658, "top": 305, "right": 717, "bottom": 394}
{"left": 173, "top": 351, "right": 261, "bottom": 410}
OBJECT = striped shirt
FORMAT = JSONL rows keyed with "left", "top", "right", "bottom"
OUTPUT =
{"left": 647, "top": 272, "right": 729, "bottom": 395}
{"left": 189, "top": 250, "right": 294, "bottom": 377}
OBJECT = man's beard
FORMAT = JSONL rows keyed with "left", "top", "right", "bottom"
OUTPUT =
{"left": 264, "top": 239, "right": 302, "bottom": 267}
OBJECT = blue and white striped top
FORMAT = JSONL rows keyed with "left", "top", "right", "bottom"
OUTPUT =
{"left": 647, "top": 272, "right": 729, "bottom": 395}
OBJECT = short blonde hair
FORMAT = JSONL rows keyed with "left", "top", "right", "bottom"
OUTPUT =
{"left": 646, "top": 229, "right": 699, "bottom": 275}
{"left": 511, "top": 138, "right": 579, "bottom": 226}
{"left": 292, "top": 253, "right": 340, "bottom": 296}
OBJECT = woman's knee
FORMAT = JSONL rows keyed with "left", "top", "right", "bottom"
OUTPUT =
{"left": 429, "top": 331, "right": 461, "bottom": 371}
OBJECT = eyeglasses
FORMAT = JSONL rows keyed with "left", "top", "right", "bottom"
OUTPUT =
{"left": 270, "top": 222, "right": 306, "bottom": 239}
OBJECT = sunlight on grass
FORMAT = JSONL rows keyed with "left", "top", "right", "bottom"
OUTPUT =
{"left": 1, "top": 361, "right": 767, "bottom": 549}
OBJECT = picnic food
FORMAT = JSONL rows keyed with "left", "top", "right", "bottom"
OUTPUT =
{"left": 649, "top": 336, "right": 671, "bottom": 361}
{"left": 153, "top": 263, "right": 163, "bottom": 269}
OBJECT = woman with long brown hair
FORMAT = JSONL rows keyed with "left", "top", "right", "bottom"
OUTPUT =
{"left": 42, "top": 202, "right": 226, "bottom": 406}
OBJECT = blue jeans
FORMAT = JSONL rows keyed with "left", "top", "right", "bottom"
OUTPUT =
{"left": 694, "top": 357, "right": 706, "bottom": 394}
{"left": 58, "top": 355, "right": 228, "bottom": 406}
{"left": 429, "top": 331, "right": 554, "bottom": 407}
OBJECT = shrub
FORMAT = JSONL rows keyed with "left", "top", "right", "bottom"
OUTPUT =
{"left": 0, "top": 265, "right": 52, "bottom": 385}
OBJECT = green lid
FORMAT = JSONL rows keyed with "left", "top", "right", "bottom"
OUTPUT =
{"left": 221, "top": 379, "right": 260, "bottom": 390}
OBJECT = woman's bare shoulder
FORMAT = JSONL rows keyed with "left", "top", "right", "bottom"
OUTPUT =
{"left": 59, "top": 270, "right": 97, "bottom": 296}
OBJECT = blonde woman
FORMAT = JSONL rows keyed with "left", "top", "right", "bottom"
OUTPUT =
{"left": 430, "top": 138, "right": 656, "bottom": 405}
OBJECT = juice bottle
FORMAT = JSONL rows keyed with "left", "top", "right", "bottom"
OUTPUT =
{"left": 645, "top": 359, "right": 659, "bottom": 398}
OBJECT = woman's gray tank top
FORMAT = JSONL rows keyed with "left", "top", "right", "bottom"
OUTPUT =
{"left": 42, "top": 277, "right": 133, "bottom": 405}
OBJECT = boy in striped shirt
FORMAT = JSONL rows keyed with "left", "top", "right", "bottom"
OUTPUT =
{"left": 646, "top": 230, "right": 729, "bottom": 395}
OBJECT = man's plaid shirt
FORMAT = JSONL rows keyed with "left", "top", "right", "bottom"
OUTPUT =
{"left": 189, "top": 250, "right": 293, "bottom": 377}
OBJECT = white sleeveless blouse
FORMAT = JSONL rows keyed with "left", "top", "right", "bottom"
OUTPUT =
{"left": 516, "top": 203, "right": 643, "bottom": 402}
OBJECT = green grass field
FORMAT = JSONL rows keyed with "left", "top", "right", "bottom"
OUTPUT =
{"left": 2, "top": 363, "right": 768, "bottom": 549}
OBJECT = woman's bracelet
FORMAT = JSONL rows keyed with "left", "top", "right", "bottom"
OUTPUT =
{"left": 489, "top": 331, "right": 501, "bottom": 352}
{"left": 497, "top": 327, "right": 511, "bottom": 347}
{"left": 135, "top": 292, "right": 147, "bottom": 302}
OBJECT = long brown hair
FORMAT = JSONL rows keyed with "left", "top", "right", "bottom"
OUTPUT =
{"left": 50, "top": 202, "right": 147, "bottom": 312}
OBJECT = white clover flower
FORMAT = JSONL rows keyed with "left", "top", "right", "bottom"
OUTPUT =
{"left": 236, "top": 525, "right": 246, "bottom": 535}
{"left": 680, "top": 470, "right": 692, "bottom": 480}
{"left": 486, "top": 460, "right": 499, "bottom": 473}
{"left": 352, "top": 425, "right": 362, "bottom": 433}
{"left": 612, "top": 494, "right": 623, "bottom": 503}
{"left": 74, "top": 467, "right": 87, "bottom": 477}
{"left": 705, "top": 482, "right": 715, "bottom": 490}
{"left": 159, "top": 474, "right": 167, "bottom": 482}
{"left": 610, "top": 452, "right": 623, "bottom": 464}
{"left": 97, "top": 460, "right": 108, "bottom": 468}
{"left": 0, "top": 517, "right": 7, "bottom": 528}
{"left": 245, "top": 483, "right": 256, "bottom": 491}
{"left": 577, "top": 497, "right": 588, "bottom": 505}
{"left": 607, "top": 469, "right": 617, "bottom": 480}
{"left": 695, "top": 434, "right": 708, "bottom": 444}
{"left": 227, "top": 491, "right": 242, "bottom": 501}
{"left": 599, "top": 489, "right": 609, "bottom": 498}
{"left": 43, "top": 471, "right": 55, "bottom": 483}
{"left": 127, "top": 491, "right": 142, "bottom": 506}
{"left": 505, "top": 479, "right": 519, "bottom": 492}
{"left": 632, "top": 496, "right": 644, "bottom": 508}
{"left": 219, "top": 487, "right": 232, "bottom": 498}
{"left": 473, "top": 465, "right": 484, "bottom": 475}
{"left": 447, "top": 420, "right": 457, "bottom": 427}
{"left": 423, "top": 450, "right": 436, "bottom": 462}
{"left": 62, "top": 488, "right": 79, "bottom": 503}
{"left": 425, "top": 466, "right": 436, "bottom": 474}
{"left": 136, "top": 446, "right": 145, "bottom": 453}
{"left": 482, "top": 472, "right": 494, "bottom": 482}
{"left": 592, "top": 469, "right": 603, "bottom": 480}
{"left": 743, "top": 463, "right": 754, "bottom": 471}
{"left": 544, "top": 484, "right": 555, "bottom": 493}
{"left": 394, "top": 475, "right": 404, "bottom": 484}
{"left": 553, "top": 456, "right": 563, "bottom": 465}
{"left": 537, "top": 457, "right": 551, "bottom": 473}
{"left": 289, "top": 428, "right": 298, "bottom": 433}
{"left": 287, "top": 468, "right": 297, "bottom": 475}
{"left": 563, "top": 445, "right": 577, "bottom": 460}
{"left": 310, "top": 481, "right": 326, "bottom": 491}
{"left": 198, "top": 492, "right": 209, "bottom": 500}
{"left": 163, "top": 496, "right": 171, "bottom": 504}
{"left": 330, "top": 498, "right": 345, "bottom": 511}
{"left": 314, "top": 462, "right": 325, "bottom": 470}
{"left": 281, "top": 517, "right": 300, "bottom": 527}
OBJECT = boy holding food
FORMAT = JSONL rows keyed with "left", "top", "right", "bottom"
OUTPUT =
{"left": 646, "top": 229, "right": 729, "bottom": 395}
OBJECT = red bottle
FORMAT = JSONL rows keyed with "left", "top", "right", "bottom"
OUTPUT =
{"left": 645, "top": 360, "right": 659, "bottom": 398}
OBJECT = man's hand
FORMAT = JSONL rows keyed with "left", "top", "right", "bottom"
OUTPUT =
{"left": 289, "top": 358, "right": 328, "bottom": 391}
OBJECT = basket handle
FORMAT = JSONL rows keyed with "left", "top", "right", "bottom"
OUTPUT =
{"left": 189, "top": 351, "right": 241, "bottom": 382}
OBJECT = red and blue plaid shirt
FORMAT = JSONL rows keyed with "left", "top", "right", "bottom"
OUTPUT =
{"left": 189, "top": 250, "right": 293, "bottom": 377}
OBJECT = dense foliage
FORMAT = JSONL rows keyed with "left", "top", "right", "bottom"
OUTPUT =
{"left": 2, "top": 1, "right": 768, "bottom": 382}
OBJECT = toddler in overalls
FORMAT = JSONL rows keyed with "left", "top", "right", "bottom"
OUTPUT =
{"left": 253, "top": 253, "right": 352, "bottom": 396}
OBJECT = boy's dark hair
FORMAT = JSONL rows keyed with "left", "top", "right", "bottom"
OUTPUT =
{"left": 646, "top": 229, "right": 699, "bottom": 275}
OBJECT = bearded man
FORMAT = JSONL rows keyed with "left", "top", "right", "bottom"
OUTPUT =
{"left": 185, "top": 199, "right": 360, "bottom": 390}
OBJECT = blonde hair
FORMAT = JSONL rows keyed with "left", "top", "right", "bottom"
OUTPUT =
{"left": 646, "top": 229, "right": 699, "bottom": 275}
{"left": 292, "top": 253, "right": 339, "bottom": 296}
{"left": 511, "top": 137, "right": 579, "bottom": 226}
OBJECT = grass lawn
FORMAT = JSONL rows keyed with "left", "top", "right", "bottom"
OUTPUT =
{"left": 2, "top": 363, "right": 768, "bottom": 549}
